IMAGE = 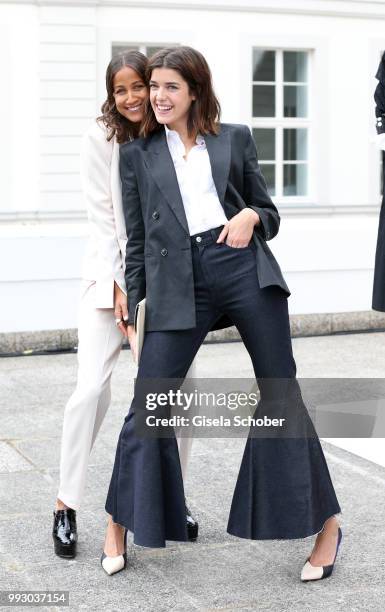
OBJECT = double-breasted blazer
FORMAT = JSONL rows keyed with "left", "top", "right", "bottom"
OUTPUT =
{"left": 80, "top": 120, "right": 127, "bottom": 308}
{"left": 372, "top": 52, "right": 385, "bottom": 312}
{"left": 119, "top": 122, "right": 290, "bottom": 331}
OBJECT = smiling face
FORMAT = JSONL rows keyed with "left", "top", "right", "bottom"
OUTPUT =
{"left": 149, "top": 67, "right": 196, "bottom": 133}
{"left": 113, "top": 65, "right": 148, "bottom": 123}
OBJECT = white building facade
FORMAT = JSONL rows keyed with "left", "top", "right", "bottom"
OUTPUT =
{"left": 0, "top": 0, "right": 384, "bottom": 335}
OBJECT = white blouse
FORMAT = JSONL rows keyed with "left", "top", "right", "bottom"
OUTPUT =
{"left": 164, "top": 125, "right": 228, "bottom": 235}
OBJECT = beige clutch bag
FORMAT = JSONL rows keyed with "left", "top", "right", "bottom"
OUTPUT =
{"left": 133, "top": 297, "right": 146, "bottom": 364}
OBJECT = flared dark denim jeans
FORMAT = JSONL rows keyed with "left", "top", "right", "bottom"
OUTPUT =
{"left": 105, "top": 228, "right": 341, "bottom": 547}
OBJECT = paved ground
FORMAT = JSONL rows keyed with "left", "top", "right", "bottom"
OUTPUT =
{"left": 1, "top": 332, "right": 385, "bottom": 611}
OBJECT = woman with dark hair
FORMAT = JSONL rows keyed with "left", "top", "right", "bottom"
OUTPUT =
{"left": 102, "top": 46, "right": 342, "bottom": 581}
{"left": 52, "top": 50, "right": 198, "bottom": 561}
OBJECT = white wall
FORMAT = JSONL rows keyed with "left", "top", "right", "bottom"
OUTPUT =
{"left": 0, "top": 0, "right": 383, "bottom": 332}
{"left": 38, "top": 5, "right": 97, "bottom": 213}
{"left": 0, "top": 3, "right": 39, "bottom": 213}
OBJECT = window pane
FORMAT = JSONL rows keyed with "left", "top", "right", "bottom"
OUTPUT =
{"left": 283, "top": 164, "right": 307, "bottom": 196}
{"left": 146, "top": 46, "right": 165, "bottom": 57}
{"left": 252, "top": 129, "right": 275, "bottom": 160}
{"left": 284, "top": 128, "right": 308, "bottom": 161}
{"left": 112, "top": 45, "right": 139, "bottom": 57}
{"left": 260, "top": 164, "right": 276, "bottom": 196}
{"left": 252, "top": 50, "right": 275, "bottom": 81}
{"left": 284, "top": 85, "right": 308, "bottom": 117}
{"left": 252, "top": 85, "right": 275, "bottom": 117}
{"left": 284, "top": 51, "right": 308, "bottom": 82}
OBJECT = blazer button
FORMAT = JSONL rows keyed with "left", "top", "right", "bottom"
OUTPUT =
{"left": 160, "top": 248, "right": 168, "bottom": 256}
{"left": 152, "top": 211, "right": 159, "bottom": 220}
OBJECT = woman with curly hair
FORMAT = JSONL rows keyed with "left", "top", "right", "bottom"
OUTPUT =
{"left": 52, "top": 50, "right": 198, "bottom": 560}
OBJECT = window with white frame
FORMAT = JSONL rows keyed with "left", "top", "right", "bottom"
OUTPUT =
{"left": 112, "top": 43, "right": 172, "bottom": 58}
{"left": 251, "top": 49, "right": 310, "bottom": 200}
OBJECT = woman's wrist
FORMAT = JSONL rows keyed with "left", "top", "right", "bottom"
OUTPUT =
{"left": 242, "top": 208, "right": 260, "bottom": 226}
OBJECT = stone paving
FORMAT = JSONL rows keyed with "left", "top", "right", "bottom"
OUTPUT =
{"left": 1, "top": 332, "right": 385, "bottom": 611}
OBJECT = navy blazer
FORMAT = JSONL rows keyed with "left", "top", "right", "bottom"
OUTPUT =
{"left": 119, "top": 123, "right": 290, "bottom": 331}
{"left": 373, "top": 53, "right": 385, "bottom": 312}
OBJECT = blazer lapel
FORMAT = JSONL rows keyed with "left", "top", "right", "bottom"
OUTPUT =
{"left": 204, "top": 126, "right": 231, "bottom": 206}
{"left": 143, "top": 130, "right": 190, "bottom": 235}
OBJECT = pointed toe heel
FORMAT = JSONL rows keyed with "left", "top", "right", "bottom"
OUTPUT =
{"left": 101, "top": 528, "right": 128, "bottom": 576}
{"left": 100, "top": 551, "right": 127, "bottom": 576}
{"left": 186, "top": 505, "right": 199, "bottom": 542}
{"left": 301, "top": 527, "right": 342, "bottom": 582}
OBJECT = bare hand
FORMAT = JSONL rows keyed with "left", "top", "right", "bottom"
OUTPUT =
{"left": 216, "top": 208, "right": 260, "bottom": 248}
{"left": 114, "top": 282, "right": 129, "bottom": 337}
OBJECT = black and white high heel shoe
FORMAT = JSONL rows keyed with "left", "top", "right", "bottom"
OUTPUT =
{"left": 301, "top": 527, "right": 342, "bottom": 582}
{"left": 186, "top": 504, "right": 198, "bottom": 541}
{"left": 101, "top": 528, "right": 128, "bottom": 576}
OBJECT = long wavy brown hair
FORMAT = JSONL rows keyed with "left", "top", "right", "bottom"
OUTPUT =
{"left": 141, "top": 46, "right": 221, "bottom": 138}
{"left": 98, "top": 50, "right": 148, "bottom": 144}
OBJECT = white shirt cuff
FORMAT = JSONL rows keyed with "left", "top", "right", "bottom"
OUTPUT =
{"left": 375, "top": 133, "right": 385, "bottom": 150}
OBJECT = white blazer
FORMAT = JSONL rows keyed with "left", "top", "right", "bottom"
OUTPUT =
{"left": 80, "top": 120, "right": 127, "bottom": 308}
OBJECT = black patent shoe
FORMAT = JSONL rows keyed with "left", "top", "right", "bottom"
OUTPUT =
{"left": 186, "top": 505, "right": 198, "bottom": 541}
{"left": 52, "top": 508, "right": 78, "bottom": 558}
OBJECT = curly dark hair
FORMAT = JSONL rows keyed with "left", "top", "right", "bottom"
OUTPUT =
{"left": 141, "top": 46, "right": 221, "bottom": 138}
{"left": 98, "top": 50, "right": 148, "bottom": 144}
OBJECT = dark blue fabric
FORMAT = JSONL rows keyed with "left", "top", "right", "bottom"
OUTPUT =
{"left": 372, "top": 52, "right": 385, "bottom": 311}
{"left": 105, "top": 232, "right": 341, "bottom": 546}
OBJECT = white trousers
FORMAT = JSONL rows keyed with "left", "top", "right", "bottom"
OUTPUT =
{"left": 58, "top": 281, "right": 194, "bottom": 510}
